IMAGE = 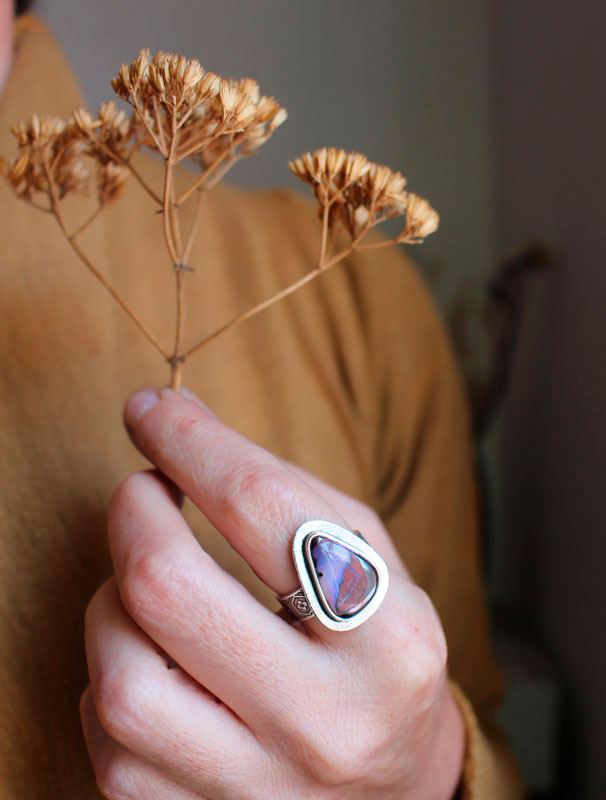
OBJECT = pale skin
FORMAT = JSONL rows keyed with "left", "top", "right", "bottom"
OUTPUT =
{"left": 79, "top": 387, "right": 465, "bottom": 799}
{"left": 3, "top": 4, "right": 464, "bottom": 796}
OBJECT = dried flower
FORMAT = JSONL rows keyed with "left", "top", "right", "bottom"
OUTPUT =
{"left": 2, "top": 114, "right": 88, "bottom": 202}
{"left": 403, "top": 193, "right": 440, "bottom": 241}
{"left": 97, "top": 161, "right": 130, "bottom": 205}
{"left": 289, "top": 147, "right": 437, "bottom": 243}
{"left": 289, "top": 148, "right": 370, "bottom": 209}
{"left": 179, "top": 80, "right": 286, "bottom": 169}
{"left": 110, "top": 49, "right": 286, "bottom": 177}
{"left": 111, "top": 49, "right": 151, "bottom": 105}
{"left": 73, "top": 101, "right": 134, "bottom": 164}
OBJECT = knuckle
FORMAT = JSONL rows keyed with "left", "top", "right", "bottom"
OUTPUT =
{"left": 95, "top": 664, "right": 150, "bottom": 742}
{"left": 308, "top": 740, "right": 369, "bottom": 787}
{"left": 409, "top": 648, "right": 444, "bottom": 710}
{"left": 405, "top": 592, "right": 448, "bottom": 706}
{"left": 121, "top": 545, "right": 194, "bottom": 624}
{"left": 219, "top": 460, "right": 299, "bottom": 530}
{"left": 96, "top": 753, "right": 134, "bottom": 800}
{"left": 172, "top": 409, "right": 207, "bottom": 443}
{"left": 290, "top": 717, "right": 371, "bottom": 788}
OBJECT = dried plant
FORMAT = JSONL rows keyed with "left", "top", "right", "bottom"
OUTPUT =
{"left": 1, "top": 50, "right": 438, "bottom": 390}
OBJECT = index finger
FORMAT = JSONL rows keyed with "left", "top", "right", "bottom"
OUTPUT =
{"left": 123, "top": 387, "right": 391, "bottom": 643}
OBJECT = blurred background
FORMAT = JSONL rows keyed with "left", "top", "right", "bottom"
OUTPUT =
{"left": 33, "top": 1, "right": 606, "bottom": 797}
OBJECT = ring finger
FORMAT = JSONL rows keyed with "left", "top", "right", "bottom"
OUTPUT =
{"left": 81, "top": 688, "right": 205, "bottom": 800}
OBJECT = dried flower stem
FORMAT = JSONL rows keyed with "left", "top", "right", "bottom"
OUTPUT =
{"left": 124, "top": 158, "right": 163, "bottom": 206}
{"left": 84, "top": 133, "right": 162, "bottom": 205}
{"left": 163, "top": 109, "right": 188, "bottom": 390}
{"left": 69, "top": 204, "right": 104, "bottom": 240}
{"left": 152, "top": 96, "right": 168, "bottom": 156}
{"left": 162, "top": 130, "right": 180, "bottom": 266}
{"left": 133, "top": 95, "right": 165, "bottom": 156}
{"left": 183, "top": 212, "right": 426, "bottom": 360}
{"left": 42, "top": 157, "right": 169, "bottom": 359}
{"left": 176, "top": 143, "right": 237, "bottom": 206}
{"left": 67, "top": 236, "right": 169, "bottom": 358}
{"left": 183, "top": 188, "right": 203, "bottom": 265}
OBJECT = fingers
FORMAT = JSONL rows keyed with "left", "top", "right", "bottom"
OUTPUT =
{"left": 84, "top": 578, "right": 273, "bottom": 797}
{"left": 81, "top": 688, "right": 204, "bottom": 800}
{"left": 122, "top": 387, "right": 397, "bottom": 644}
{"left": 106, "top": 471, "right": 323, "bottom": 731}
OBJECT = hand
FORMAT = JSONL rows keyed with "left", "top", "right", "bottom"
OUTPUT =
{"left": 81, "top": 387, "right": 464, "bottom": 800}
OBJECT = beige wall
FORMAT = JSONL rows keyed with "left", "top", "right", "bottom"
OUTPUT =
{"left": 35, "top": 0, "right": 496, "bottom": 309}
{"left": 491, "top": 0, "right": 606, "bottom": 796}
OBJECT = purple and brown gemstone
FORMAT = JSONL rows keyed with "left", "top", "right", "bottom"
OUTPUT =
{"left": 309, "top": 536, "right": 377, "bottom": 617}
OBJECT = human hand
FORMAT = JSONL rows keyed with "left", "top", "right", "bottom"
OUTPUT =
{"left": 81, "top": 387, "right": 464, "bottom": 800}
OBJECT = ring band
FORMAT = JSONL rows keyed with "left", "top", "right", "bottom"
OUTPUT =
{"left": 277, "top": 520, "right": 389, "bottom": 631}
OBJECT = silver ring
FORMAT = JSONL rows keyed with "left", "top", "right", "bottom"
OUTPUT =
{"left": 277, "top": 520, "right": 389, "bottom": 631}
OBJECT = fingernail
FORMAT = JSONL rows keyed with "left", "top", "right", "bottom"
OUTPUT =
{"left": 178, "top": 386, "right": 217, "bottom": 417}
{"left": 124, "top": 388, "right": 160, "bottom": 424}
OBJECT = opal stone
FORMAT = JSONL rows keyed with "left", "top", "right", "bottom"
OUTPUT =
{"left": 310, "top": 536, "right": 377, "bottom": 617}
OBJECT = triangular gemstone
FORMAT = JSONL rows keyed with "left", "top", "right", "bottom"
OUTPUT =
{"left": 309, "top": 536, "right": 377, "bottom": 617}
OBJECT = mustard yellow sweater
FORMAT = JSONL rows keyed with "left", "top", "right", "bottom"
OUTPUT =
{"left": 0, "top": 16, "right": 522, "bottom": 799}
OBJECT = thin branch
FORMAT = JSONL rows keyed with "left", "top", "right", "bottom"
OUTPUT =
{"left": 203, "top": 154, "right": 242, "bottom": 191}
{"left": 152, "top": 96, "right": 168, "bottom": 156}
{"left": 175, "top": 123, "right": 241, "bottom": 164}
{"left": 175, "top": 140, "right": 241, "bottom": 205}
{"left": 68, "top": 236, "right": 170, "bottom": 358}
{"left": 162, "top": 119, "right": 180, "bottom": 266}
{"left": 325, "top": 225, "right": 337, "bottom": 262}
{"left": 183, "top": 247, "right": 354, "bottom": 361}
{"left": 16, "top": 195, "right": 52, "bottom": 213}
{"left": 182, "top": 187, "right": 203, "bottom": 265}
{"left": 176, "top": 107, "right": 194, "bottom": 130}
{"left": 42, "top": 160, "right": 169, "bottom": 359}
{"left": 131, "top": 95, "right": 166, "bottom": 156}
{"left": 355, "top": 235, "right": 414, "bottom": 253}
{"left": 163, "top": 110, "right": 187, "bottom": 390}
{"left": 319, "top": 200, "right": 330, "bottom": 267}
{"left": 181, "top": 202, "right": 414, "bottom": 361}
{"left": 69, "top": 204, "right": 104, "bottom": 241}
{"left": 125, "top": 158, "right": 164, "bottom": 205}
{"left": 86, "top": 134, "right": 163, "bottom": 205}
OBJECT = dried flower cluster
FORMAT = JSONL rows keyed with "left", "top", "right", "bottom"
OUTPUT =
{"left": 111, "top": 50, "right": 287, "bottom": 178}
{"left": 0, "top": 114, "right": 88, "bottom": 204}
{"left": 289, "top": 147, "right": 439, "bottom": 244}
{"left": 2, "top": 49, "right": 438, "bottom": 390}
{"left": 73, "top": 102, "right": 133, "bottom": 203}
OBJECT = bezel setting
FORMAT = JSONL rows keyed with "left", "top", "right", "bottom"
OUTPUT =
{"left": 291, "top": 520, "right": 389, "bottom": 631}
